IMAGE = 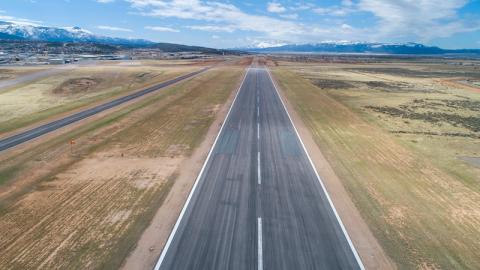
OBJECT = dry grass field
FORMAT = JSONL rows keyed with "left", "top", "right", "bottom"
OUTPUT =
{"left": 0, "top": 61, "right": 199, "bottom": 135}
{"left": 0, "top": 67, "right": 48, "bottom": 81}
{"left": 0, "top": 64, "right": 243, "bottom": 269}
{"left": 272, "top": 59, "right": 480, "bottom": 269}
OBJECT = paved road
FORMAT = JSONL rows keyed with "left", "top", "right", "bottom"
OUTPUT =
{"left": 155, "top": 67, "right": 364, "bottom": 270}
{"left": 0, "top": 68, "right": 208, "bottom": 152}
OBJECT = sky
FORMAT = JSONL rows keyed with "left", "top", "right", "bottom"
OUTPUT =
{"left": 0, "top": 0, "right": 479, "bottom": 49}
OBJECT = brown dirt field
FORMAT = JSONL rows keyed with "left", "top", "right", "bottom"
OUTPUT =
{"left": 53, "top": 77, "right": 103, "bottom": 95}
{"left": 0, "top": 67, "right": 47, "bottom": 81}
{"left": 0, "top": 65, "right": 244, "bottom": 269}
{"left": 438, "top": 78, "right": 480, "bottom": 93}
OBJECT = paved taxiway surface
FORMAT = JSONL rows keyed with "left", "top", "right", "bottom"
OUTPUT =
{"left": 155, "top": 67, "right": 363, "bottom": 270}
{"left": 0, "top": 68, "right": 208, "bottom": 152}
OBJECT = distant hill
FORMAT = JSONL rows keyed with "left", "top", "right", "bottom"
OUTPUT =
{"left": 0, "top": 21, "right": 237, "bottom": 54}
{"left": 145, "top": 43, "right": 227, "bottom": 54}
{"left": 243, "top": 42, "right": 480, "bottom": 55}
{"left": 0, "top": 21, "right": 152, "bottom": 46}
{"left": 0, "top": 40, "right": 120, "bottom": 55}
{"left": 0, "top": 31, "right": 25, "bottom": 40}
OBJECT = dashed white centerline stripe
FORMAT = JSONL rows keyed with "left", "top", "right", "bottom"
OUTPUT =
{"left": 257, "top": 122, "right": 260, "bottom": 140}
{"left": 257, "top": 93, "right": 261, "bottom": 183}
{"left": 257, "top": 217, "right": 263, "bottom": 270}
{"left": 257, "top": 151, "right": 261, "bottom": 185}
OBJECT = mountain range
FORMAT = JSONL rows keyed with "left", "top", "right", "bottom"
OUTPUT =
{"left": 1, "top": 21, "right": 479, "bottom": 55}
{"left": 243, "top": 42, "right": 480, "bottom": 55}
{"left": 0, "top": 21, "right": 152, "bottom": 45}
{"left": 0, "top": 21, "right": 234, "bottom": 54}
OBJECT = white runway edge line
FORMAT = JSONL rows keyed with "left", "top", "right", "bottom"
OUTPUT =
{"left": 257, "top": 217, "right": 264, "bottom": 270}
{"left": 266, "top": 68, "right": 365, "bottom": 270}
{"left": 153, "top": 68, "right": 250, "bottom": 270}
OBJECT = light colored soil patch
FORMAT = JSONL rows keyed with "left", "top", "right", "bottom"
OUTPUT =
{"left": 0, "top": 154, "right": 177, "bottom": 269}
{"left": 107, "top": 210, "right": 133, "bottom": 224}
{"left": 459, "top": 157, "right": 480, "bottom": 168}
{"left": 438, "top": 78, "right": 480, "bottom": 93}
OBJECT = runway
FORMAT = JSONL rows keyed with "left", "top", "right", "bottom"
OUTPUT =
{"left": 0, "top": 67, "right": 208, "bottom": 152}
{"left": 155, "top": 67, "right": 363, "bottom": 270}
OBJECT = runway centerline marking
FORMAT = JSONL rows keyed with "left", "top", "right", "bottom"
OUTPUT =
{"left": 257, "top": 151, "right": 261, "bottom": 185}
{"left": 257, "top": 122, "right": 260, "bottom": 140}
{"left": 257, "top": 104, "right": 260, "bottom": 140}
{"left": 257, "top": 217, "right": 263, "bottom": 270}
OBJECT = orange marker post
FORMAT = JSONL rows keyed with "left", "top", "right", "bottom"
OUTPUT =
{"left": 70, "top": 139, "right": 76, "bottom": 154}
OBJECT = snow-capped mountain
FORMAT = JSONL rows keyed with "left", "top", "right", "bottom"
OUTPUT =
{"left": 0, "top": 21, "right": 152, "bottom": 45}
{"left": 244, "top": 41, "right": 480, "bottom": 55}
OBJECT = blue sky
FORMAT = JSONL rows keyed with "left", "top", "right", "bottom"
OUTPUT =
{"left": 0, "top": 0, "right": 479, "bottom": 49}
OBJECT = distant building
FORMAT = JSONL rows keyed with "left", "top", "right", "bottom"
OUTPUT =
{"left": 49, "top": 58, "right": 65, "bottom": 65}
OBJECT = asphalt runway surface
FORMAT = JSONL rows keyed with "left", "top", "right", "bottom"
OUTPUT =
{"left": 0, "top": 67, "right": 208, "bottom": 152}
{"left": 155, "top": 67, "right": 363, "bottom": 270}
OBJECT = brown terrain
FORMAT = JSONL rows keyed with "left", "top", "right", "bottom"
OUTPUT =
{"left": 271, "top": 56, "right": 480, "bottom": 269}
{"left": 0, "top": 58, "right": 247, "bottom": 269}
{"left": 2, "top": 54, "right": 478, "bottom": 270}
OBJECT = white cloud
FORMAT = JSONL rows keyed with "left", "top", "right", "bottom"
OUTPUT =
{"left": 358, "top": 0, "right": 480, "bottom": 40}
{"left": 292, "top": 3, "right": 314, "bottom": 11}
{"left": 267, "top": 2, "right": 286, "bottom": 13}
{"left": 0, "top": 14, "right": 42, "bottom": 25}
{"left": 341, "top": 0, "right": 354, "bottom": 7}
{"left": 96, "top": 0, "right": 115, "bottom": 3}
{"left": 127, "top": 0, "right": 303, "bottom": 38}
{"left": 188, "top": 25, "right": 235, "bottom": 32}
{"left": 313, "top": 6, "right": 353, "bottom": 16}
{"left": 145, "top": 26, "right": 179, "bottom": 32}
{"left": 97, "top": 25, "right": 132, "bottom": 32}
{"left": 341, "top": 23, "right": 353, "bottom": 30}
{"left": 280, "top": 13, "right": 298, "bottom": 20}
{"left": 126, "top": 0, "right": 479, "bottom": 47}
{"left": 126, "top": 0, "right": 370, "bottom": 46}
{"left": 211, "top": 34, "right": 220, "bottom": 39}
{"left": 312, "top": 7, "right": 329, "bottom": 15}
